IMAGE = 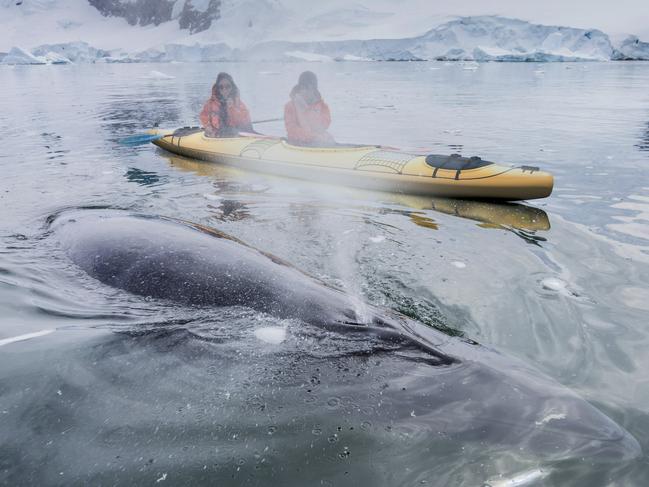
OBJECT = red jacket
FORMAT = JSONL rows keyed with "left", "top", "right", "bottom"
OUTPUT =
{"left": 200, "top": 96, "right": 252, "bottom": 136}
{"left": 284, "top": 98, "right": 332, "bottom": 146}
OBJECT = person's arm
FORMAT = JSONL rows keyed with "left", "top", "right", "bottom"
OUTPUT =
{"left": 311, "top": 101, "right": 331, "bottom": 131}
{"left": 199, "top": 101, "right": 210, "bottom": 128}
{"left": 237, "top": 101, "right": 253, "bottom": 132}
{"left": 285, "top": 101, "right": 312, "bottom": 143}
{"left": 199, "top": 100, "right": 220, "bottom": 133}
{"left": 292, "top": 94, "right": 314, "bottom": 131}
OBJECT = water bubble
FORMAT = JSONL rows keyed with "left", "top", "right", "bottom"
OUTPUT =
{"left": 312, "top": 428, "right": 322, "bottom": 436}
{"left": 267, "top": 426, "right": 277, "bottom": 435}
{"left": 326, "top": 397, "right": 341, "bottom": 409}
{"left": 360, "top": 421, "right": 372, "bottom": 431}
{"left": 328, "top": 434, "right": 339, "bottom": 443}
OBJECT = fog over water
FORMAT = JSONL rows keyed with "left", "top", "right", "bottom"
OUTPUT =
{"left": 1, "top": 60, "right": 649, "bottom": 486}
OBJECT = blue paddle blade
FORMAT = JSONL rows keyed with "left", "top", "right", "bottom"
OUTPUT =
{"left": 119, "top": 133, "right": 164, "bottom": 146}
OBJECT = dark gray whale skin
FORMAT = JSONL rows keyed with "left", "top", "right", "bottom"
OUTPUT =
{"left": 51, "top": 210, "right": 641, "bottom": 464}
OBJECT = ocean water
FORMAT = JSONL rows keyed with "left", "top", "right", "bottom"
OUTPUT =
{"left": 1, "top": 61, "right": 648, "bottom": 486}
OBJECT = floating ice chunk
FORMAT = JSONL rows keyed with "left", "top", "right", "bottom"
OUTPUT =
{"left": 148, "top": 70, "right": 175, "bottom": 80}
{"left": 462, "top": 63, "right": 479, "bottom": 70}
{"left": 484, "top": 468, "right": 549, "bottom": 487}
{"left": 254, "top": 326, "right": 286, "bottom": 344}
{"left": 203, "top": 193, "right": 221, "bottom": 201}
{"left": 369, "top": 236, "right": 385, "bottom": 243}
{"left": 541, "top": 277, "right": 567, "bottom": 291}
{"left": 0, "top": 329, "right": 55, "bottom": 347}
{"left": 451, "top": 261, "right": 466, "bottom": 269}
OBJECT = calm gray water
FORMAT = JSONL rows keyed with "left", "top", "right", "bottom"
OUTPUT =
{"left": 1, "top": 61, "right": 648, "bottom": 486}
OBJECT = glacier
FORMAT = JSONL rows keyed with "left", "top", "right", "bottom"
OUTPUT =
{"left": 240, "top": 17, "right": 618, "bottom": 62}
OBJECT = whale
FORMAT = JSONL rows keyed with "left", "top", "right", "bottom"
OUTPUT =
{"left": 46, "top": 209, "right": 641, "bottom": 471}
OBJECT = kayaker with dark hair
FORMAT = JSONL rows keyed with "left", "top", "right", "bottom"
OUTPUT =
{"left": 284, "top": 71, "right": 334, "bottom": 146}
{"left": 200, "top": 72, "right": 253, "bottom": 137}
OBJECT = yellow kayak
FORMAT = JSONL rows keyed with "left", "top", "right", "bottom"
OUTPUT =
{"left": 150, "top": 127, "right": 553, "bottom": 201}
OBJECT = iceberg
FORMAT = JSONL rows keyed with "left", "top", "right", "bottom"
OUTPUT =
{"left": 1, "top": 47, "right": 46, "bottom": 65}
{"left": 31, "top": 42, "right": 110, "bottom": 63}
{"left": 41, "top": 51, "right": 73, "bottom": 64}
{"left": 613, "top": 36, "right": 649, "bottom": 60}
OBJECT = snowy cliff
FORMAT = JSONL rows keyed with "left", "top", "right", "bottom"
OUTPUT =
{"left": 88, "top": 0, "right": 221, "bottom": 34}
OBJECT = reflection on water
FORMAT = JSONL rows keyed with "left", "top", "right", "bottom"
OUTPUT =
{"left": 163, "top": 151, "right": 551, "bottom": 236}
{"left": 209, "top": 198, "right": 252, "bottom": 222}
{"left": 125, "top": 167, "right": 162, "bottom": 186}
{"left": 99, "top": 94, "right": 181, "bottom": 141}
{"left": 409, "top": 212, "right": 439, "bottom": 230}
{"left": 399, "top": 195, "right": 551, "bottom": 231}
{"left": 637, "top": 121, "right": 649, "bottom": 152}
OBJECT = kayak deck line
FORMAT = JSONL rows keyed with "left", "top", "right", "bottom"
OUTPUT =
{"left": 149, "top": 127, "right": 554, "bottom": 200}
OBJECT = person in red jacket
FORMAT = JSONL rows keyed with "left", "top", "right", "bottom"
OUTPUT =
{"left": 284, "top": 71, "right": 335, "bottom": 146}
{"left": 200, "top": 72, "right": 253, "bottom": 137}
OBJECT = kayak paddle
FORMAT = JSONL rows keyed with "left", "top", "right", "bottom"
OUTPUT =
{"left": 119, "top": 133, "right": 166, "bottom": 146}
{"left": 119, "top": 118, "right": 284, "bottom": 146}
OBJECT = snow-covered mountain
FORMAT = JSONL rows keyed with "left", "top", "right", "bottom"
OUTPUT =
{"left": 88, "top": 0, "right": 221, "bottom": 34}
{"left": 1, "top": 1, "right": 647, "bottom": 63}
{"left": 241, "top": 16, "right": 616, "bottom": 62}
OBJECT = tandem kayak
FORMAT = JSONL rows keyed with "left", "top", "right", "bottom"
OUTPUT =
{"left": 149, "top": 127, "right": 553, "bottom": 201}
